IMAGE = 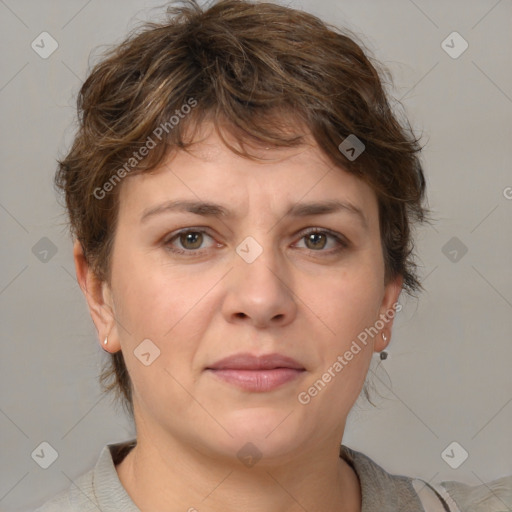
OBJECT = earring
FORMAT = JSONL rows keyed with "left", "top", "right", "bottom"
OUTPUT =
{"left": 380, "top": 332, "right": 388, "bottom": 360}
{"left": 104, "top": 336, "right": 108, "bottom": 345}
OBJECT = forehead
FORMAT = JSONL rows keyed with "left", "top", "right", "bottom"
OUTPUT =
{"left": 118, "top": 121, "right": 379, "bottom": 228}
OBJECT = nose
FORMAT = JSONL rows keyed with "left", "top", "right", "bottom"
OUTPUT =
{"left": 221, "top": 242, "right": 297, "bottom": 329}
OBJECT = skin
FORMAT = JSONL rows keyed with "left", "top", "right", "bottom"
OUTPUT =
{"left": 74, "top": 121, "right": 402, "bottom": 512}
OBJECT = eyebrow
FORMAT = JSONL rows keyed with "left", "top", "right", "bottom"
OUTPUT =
{"left": 140, "top": 199, "right": 368, "bottom": 229}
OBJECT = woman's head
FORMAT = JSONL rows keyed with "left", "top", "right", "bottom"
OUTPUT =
{"left": 59, "top": 0, "right": 427, "bottom": 449}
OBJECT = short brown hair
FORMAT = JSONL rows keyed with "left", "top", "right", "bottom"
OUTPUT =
{"left": 56, "top": 0, "right": 428, "bottom": 419}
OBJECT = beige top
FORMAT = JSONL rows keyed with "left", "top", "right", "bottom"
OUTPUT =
{"left": 34, "top": 438, "right": 512, "bottom": 511}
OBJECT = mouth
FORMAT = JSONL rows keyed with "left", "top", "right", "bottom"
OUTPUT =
{"left": 205, "top": 353, "right": 306, "bottom": 392}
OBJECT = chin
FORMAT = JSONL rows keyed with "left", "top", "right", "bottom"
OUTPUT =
{"left": 207, "top": 406, "right": 311, "bottom": 464}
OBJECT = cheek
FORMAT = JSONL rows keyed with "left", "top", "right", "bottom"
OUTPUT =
{"left": 111, "top": 253, "right": 208, "bottom": 416}
{"left": 111, "top": 248, "right": 220, "bottom": 370}
{"left": 312, "top": 263, "right": 383, "bottom": 344}
{"left": 299, "top": 258, "right": 383, "bottom": 404}
{"left": 111, "top": 245, "right": 190, "bottom": 335}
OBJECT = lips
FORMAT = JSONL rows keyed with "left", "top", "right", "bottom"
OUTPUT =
{"left": 206, "top": 353, "right": 305, "bottom": 392}
{"left": 207, "top": 353, "right": 305, "bottom": 371}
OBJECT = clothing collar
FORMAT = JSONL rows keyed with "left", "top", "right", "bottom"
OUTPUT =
{"left": 90, "top": 439, "right": 423, "bottom": 512}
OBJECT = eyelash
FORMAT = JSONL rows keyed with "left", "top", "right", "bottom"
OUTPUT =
{"left": 162, "top": 227, "right": 349, "bottom": 257}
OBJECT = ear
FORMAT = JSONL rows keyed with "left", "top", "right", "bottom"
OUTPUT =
{"left": 373, "top": 274, "right": 403, "bottom": 353}
{"left": 73, "top": 239, "right": 121, "bottom": 353}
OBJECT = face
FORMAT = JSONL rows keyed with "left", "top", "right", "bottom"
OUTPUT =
{"left": 84, "top": 121, "right": 401, "bottom": 463}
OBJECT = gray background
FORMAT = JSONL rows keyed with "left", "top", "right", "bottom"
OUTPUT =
{"left": 1, "top": 0, "right": 511, "bottom": 510}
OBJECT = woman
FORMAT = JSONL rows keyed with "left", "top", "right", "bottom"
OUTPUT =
{"left": 35, "top": 1, "right": 511, "bottom": 510}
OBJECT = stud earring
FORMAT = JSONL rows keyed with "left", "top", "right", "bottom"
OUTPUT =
{"left": 104, "top": 336, "right": 108, "bottom": 345}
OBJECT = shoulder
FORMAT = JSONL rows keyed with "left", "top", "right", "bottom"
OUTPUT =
{"left": 341, "top": 445, "right": 512, "bottom": 512}
{"left": 32, "top": 468, "right": 96, "bottom": 512}
{"left": 33, "top": 439, "right": 137, "bottom": 512}
{"left": 432, "top": 475, "right": 512, "bottom": 512}
{"left": 341, "top": 445, "right": 434, "bottom": 511}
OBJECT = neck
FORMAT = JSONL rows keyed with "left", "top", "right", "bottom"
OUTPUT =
{"left": 116, "top": 434, "right": 362, "bottom": 512}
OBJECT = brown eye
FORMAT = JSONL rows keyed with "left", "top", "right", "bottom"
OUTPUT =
{"left": 179, "top": 231, "right": 204, "bottom": 250}
{"left": 304, "top": 232, "right": 327, "bottom": 250}
{"left": 164, "top": 229, "right": 216, "bottom": 255}
{"left": 295, "top": 228, "right": 349, "bottom": 254}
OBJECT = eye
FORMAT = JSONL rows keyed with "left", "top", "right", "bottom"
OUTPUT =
{"left": 294, "top": 228, "right": 348, "bottom": 253}
{"left": 162, "top": 227, "right": 349, "bottom": 257}
{"left": 163, "top": 229, "right": 216, "bottom": 255}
